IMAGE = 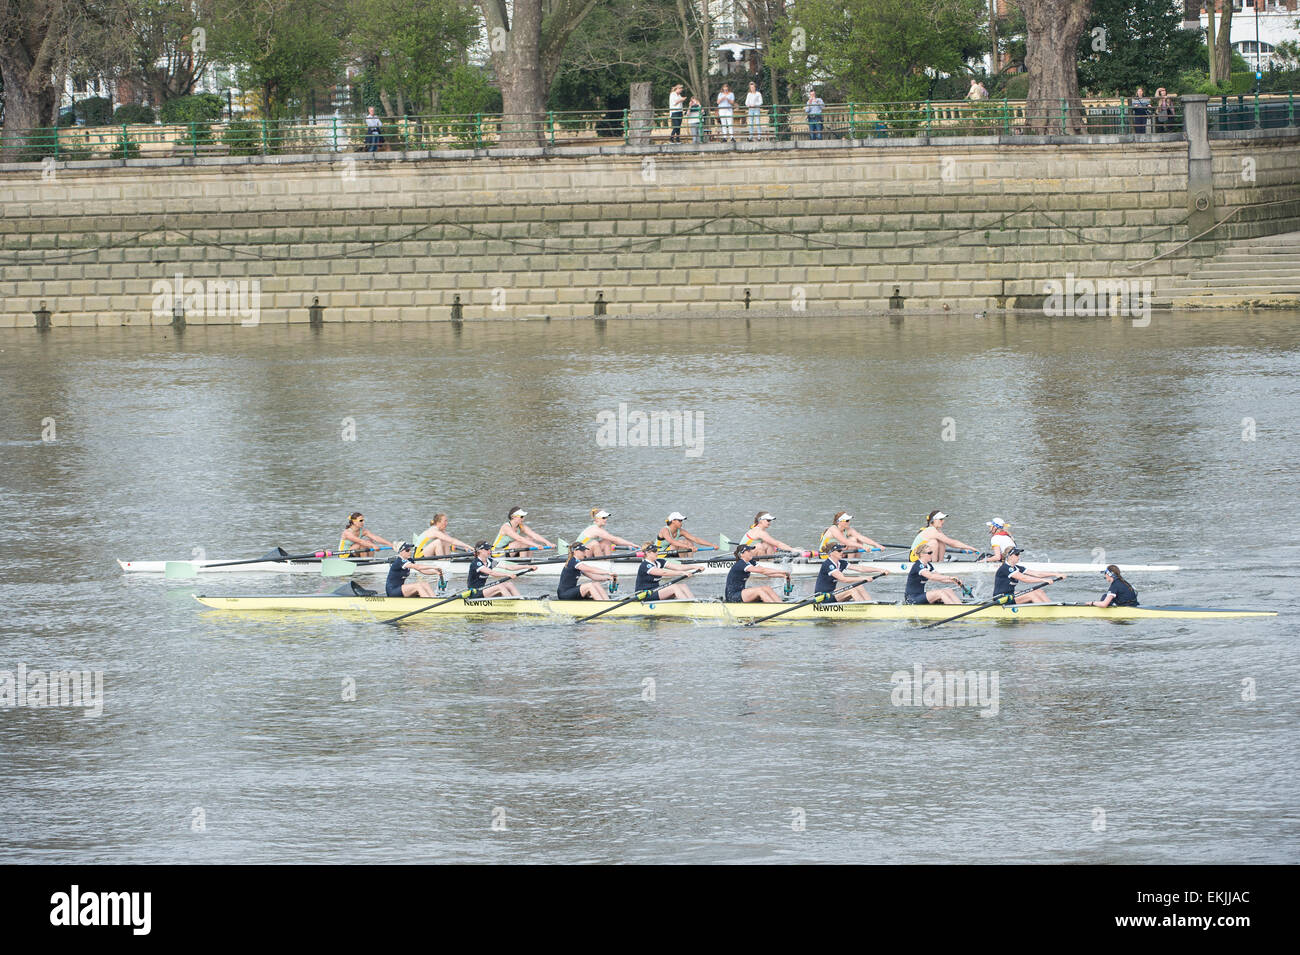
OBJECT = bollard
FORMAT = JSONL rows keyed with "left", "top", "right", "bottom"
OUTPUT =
{"left": 744, "top": 288, "right": 751, "bottom": 310}
{"left": 594, "top": 291, "right": 607, "bottom": 316}
{"left": 451, "top": 294, "right": 463, "bottom": 321}
{"left": 172, "top": 299, "right": 185, "bottom": 328}
{"left": 309, "top": 296, "right": 325, "bottom": 327}
{"left": 34, "top": 301, "right": 52, "bottom": 330}
{"left": 889, "top": 287, "right": 905, "bottom": 310}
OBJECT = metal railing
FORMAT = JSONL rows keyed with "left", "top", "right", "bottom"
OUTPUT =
{"left": 2, "top": 94, "right": 1295, "bottom": 161}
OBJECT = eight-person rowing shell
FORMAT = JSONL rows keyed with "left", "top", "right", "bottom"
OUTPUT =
{"left": 1088, "top": 565, "right": 1139, "bottom": 607}
{"left": 635, "top": 542, "right": 702, "bottom": 601}
{"left": 340, "top": 511, "right": 393, "bottom": 557}
{"left": 493, "top": 507, "right": 554, "bottom": 556}
{"left": 904, "top": 543, "right": 966, "bottom": 605}
{"left": 724, "top": 542, "right": 792, "bottom": 603}
{"left": 415, "top": 513, "right": 472, "bottom": 558}
{"left": 466, "top": 541, "right": 529, "bottom": 597}
{"left": 386, "top": 541, "right": 446, "bottom": 597}
{"left": 576, "top": 508, "right": 638, "bottom": 557}
{"left": 992, "top": 548, "right": 1063, "bottom": 603}
{"left": 738, "top": 512, "right": 797, "bottom": 558}
{"left": 908, "top": 510, "right": 978, "bottom": 562}
{"left": 814, "top": 541, "right": 891, "bottom": 602}
{"left": 818, "top": 512, "right": 883, "bottom": 556}
{"left": 556, "top": 541, "right": 618, "bottom": 600}
{"left": 654, "top": 511, "right": 715, "bottom": 556}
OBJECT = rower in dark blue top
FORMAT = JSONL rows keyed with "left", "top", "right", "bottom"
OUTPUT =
{"left": 1089, "top": 565, "right": 1139, "bottom": 607}
{"left": 632, "top": 541, "right": 701, "bottom": 601}
{"left": 556, "top": 541, "right": 617, "bottom": 600}
{"left": 812, "top": 541, "right": 890, "bottom": 602}
{"left": 466, "top": 540, "right": 526, "bottom": 597}
{"left": 903, "top": 542, "right": 964, "bottom": 604}
{"left": 385, "top": 541, "right": 444, "bottom": 598}
{"left": 723, "top": 542, "right": 789, "bottom": 603}
{"left": 992, "top": 548, "right": 1063, "bottom": 604}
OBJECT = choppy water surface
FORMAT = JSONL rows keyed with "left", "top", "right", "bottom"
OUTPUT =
{"left": 1, "top": 312, "right": 1297, "bottom": 863}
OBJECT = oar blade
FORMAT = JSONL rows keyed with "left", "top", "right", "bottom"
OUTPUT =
{"left": 164, "top": 561, "right": 198, "bottom": 579}
{"left": 320, "top": 557, "right": 357, "bottom": 577}
{"left": 719, "top": 533, "right": 733, "bottom": 551}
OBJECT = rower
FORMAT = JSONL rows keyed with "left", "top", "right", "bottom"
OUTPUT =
{"left": 817, "top": 512, "right": 883, "bottom": 556}
{"left": 738, "top": 512, "right": 796, "bottom": 558}
{"left": 992, "top": 548, "right": 1062, "bottom": 604}
{"left": 340, "top": 511, "right": 393, "bottom": 557}
{"left": 634, "top": 541, "right": 701, "bottom": 601}
{"left": 904, "top": 543, "right": 964, "bottom": 605}
{"left": 493, "top": 507, "right": 554, "bottom": 556}
{"left": 814, "top": 541, "right": 891, "bottom": 602}
{"left": 1088, "top": 565, "right": 1139, "bottom": 608}
{"left": 466, "top": 540, "right": 526, "bottom": 597}
{"left": 385, "top": 541, "right": 445, "bottom": 598}
{"left": 415, "top": 512, "right": 472, "bottom": 558}
{"left": 908, "top": 511, "right": 978, "bottom": 562}
{"left": 556, "top": 541, "right": 617, "bottom": 601}
{"left": 577, "top": 508, "right": 637, "bottom": 557}
{"left": 724, "top": 542, "right": 790, "bottom": 604}
{"left": 654, "top": 511, "right": 714, "bottom": 556}
{"left": 986, "top": 519, "right": 1016, "bottom": 562}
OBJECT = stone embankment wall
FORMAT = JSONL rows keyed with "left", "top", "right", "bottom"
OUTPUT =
{"left": 2, "top": 122, "right": 1297, "bottom": 327}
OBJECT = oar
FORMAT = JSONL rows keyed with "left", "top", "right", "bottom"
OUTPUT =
{"left": 743, "top": 576, "right": 882, "bottom": 627}
{"left": 164, "top": 546, "right": 386, "bottom": 579}
{"left": 575, "top": 572, "right": 694, "bottom": 623}
{"left": 378, "top": 568, "right": 537, "bottom": 625}
{"left": 918, "top": 580, "right": 1052, "bottom": 630}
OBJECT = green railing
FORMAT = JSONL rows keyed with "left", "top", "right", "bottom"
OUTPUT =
{"left": 3, "top": 94, "right": 1295, "bottom": 161}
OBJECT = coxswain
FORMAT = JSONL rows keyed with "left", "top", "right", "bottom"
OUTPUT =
{"left": 466, "top": 541, "right": 526, "bottom": 597}
{"left": 738, "top": 512, "right": 796, "bottom": 558}
{"left": 992, "top": 548, "right": 1062, "bottom": 603}
{"left": 813, "top": 541, "right": 891, "bottom": 602}
{"left": 723, "top": 542, "right": 790, "bottom": 603}
{"left": 415, "top": 513, "right": 472, "bottom": 558}
{"left": 903, "top": 543, "right": 964, "bottom": 605}
{"left": 576, "top": 508, "right": 637, "bottom": 557}
{"left": 908, "top": 511, "right": 978, "bottom": 562}
{"left": 385, "top": 541, "right": 445, "bottom": 598}
{"left": 634, "top": 542, "right": 701, "bottom": 601}
{"left": 1088, "top": 565, "right": 1139, "bottom": 607}
{"left": 493, "top": 507, "right": 554, "bottom": 556}
{"left": 556, "top": 541, "right": 617, "bottom": 600}
{"left": 817, "top": 512, "right": 883, "bottom": 556}
{"left": 653, "top": 511, "right": 715, "bottom": 556}
{"left": 339, "top": 511, "right": 393, "bottom": 557}
{"left": 985, "top": 518, "right": 1016, "bottom": 562}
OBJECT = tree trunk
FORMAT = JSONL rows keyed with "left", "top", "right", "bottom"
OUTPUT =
{"left": 629, "top": 80, "right": 652, "bottom": 144}
{"left": 1022, "top": 0, "right": 1093, "bottom": 134}
{"left": 1213, "top": 3, "right": 1234, "bottom": 82}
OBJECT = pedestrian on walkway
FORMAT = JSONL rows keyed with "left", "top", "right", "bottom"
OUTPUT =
{"left": 668, "top": 84, "right": 685, "bottom": 143}
{"left": 716, "top": 84, "right": 736, "bottom": 141}
{"left": 745, "top": 82, "right": 763, "bottom": 140}
{"left": 804, "top": 89, "right": 824, "bottom": 141}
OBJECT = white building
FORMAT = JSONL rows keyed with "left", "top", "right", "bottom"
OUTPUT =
{"left": 1200, "top": 0, "right": 1300, "bottom": 70}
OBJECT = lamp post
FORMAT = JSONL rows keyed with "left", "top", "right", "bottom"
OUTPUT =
{"left": 1255, "top": 0, "right": 1261, "bottom": 90}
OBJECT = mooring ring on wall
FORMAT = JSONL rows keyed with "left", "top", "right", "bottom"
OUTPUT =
{"left": 1194, "top": 194, "right": 1211, "bottom": 211}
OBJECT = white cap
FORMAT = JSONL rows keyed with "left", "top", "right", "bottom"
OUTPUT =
{"left": 510, "top": 508, "right": 527, "bottom": 518}
{"left": 986, "top": 518, "right": 1006, "bottom": 528}
{"left": 667, "top": 511, "right": 686, "bottom": 522}
{"left": 838, "top": 514, "right": 853, "bottom": 522}
{"left": 758, "top": 513, "right": 775, "bottom": 521}
{"left": 932, "top": 512, "right": 948, "bottom": 520}
{"left": 594, "top": 509, "right": 611, "bottom": 519}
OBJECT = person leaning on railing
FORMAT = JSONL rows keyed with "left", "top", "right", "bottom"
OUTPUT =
{"left": 1131, "top": 87, "right": 1151, "bottom": 135}
{"left": 1154, "top": 88, "right": 1175, "bottom": 133}
{"left": 364, "top": 107, "right": 382, "bottom": 152}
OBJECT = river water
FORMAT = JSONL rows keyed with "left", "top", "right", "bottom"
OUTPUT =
{"left": 1, "top": 311, "right": 1297, "bottom": 863}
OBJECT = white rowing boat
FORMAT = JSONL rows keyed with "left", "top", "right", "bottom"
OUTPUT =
{"left": 121, "top": 555, "right": 1181, "bottom": 577}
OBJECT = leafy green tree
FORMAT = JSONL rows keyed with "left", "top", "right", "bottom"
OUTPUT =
{"left": 349, "top": 0, "right": 477, "bottom": 116}
{"left": 1076, "top": 0, "right": 1205, "bottom": 94}
{"left": 774, "top": 0, "right": 988, "bottom": 103}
